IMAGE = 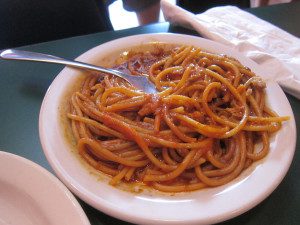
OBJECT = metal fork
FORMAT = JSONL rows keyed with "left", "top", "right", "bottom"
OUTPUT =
{"left": 0, "top": 49, "right": 157, "bottom": 94}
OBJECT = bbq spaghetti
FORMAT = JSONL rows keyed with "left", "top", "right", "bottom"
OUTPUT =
{"left": 67, "top": 44, "right": 289, "bottom": 192}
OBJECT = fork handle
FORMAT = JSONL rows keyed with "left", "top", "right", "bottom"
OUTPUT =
{"left": 0, "top": 49, "right": 116, "bottom": 75}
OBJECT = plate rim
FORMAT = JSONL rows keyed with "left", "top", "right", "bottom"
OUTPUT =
{"left": 0, "top": 150, "right": 91, "bottom": 225}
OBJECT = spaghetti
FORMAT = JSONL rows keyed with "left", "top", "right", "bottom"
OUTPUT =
{"left": 67, "top": 44, "right": 289, "bottom": 192}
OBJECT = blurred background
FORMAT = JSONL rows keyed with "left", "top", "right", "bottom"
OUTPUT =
{"left": 109, "top": 0, "right": 295, "bottom": 30}
{"left": 0, "top": 0, "right": 296, "bottom": 49}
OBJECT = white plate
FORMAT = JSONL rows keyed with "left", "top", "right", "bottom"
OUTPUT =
{"left": 0, "top": 151, "right": 90, "bottom": 225}
{"left": 39, "top": 33, "right": 296, "bottom": 225}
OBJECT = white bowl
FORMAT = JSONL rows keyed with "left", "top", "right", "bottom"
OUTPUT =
{"left": 39, "top": 33, "right": 296, "bottom": 225}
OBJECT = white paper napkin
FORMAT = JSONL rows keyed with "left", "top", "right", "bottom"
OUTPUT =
{"left": 161, "top": 0, "right": 300, "bottom": 99}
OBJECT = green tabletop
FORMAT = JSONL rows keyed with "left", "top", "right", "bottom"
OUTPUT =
{"left": 1, "top": 2, "right": 299, "bottom": 225}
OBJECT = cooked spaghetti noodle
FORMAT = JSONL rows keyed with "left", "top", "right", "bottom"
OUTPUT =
{"left": 67, "top": 44, "right": 289, "bottom": 192}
